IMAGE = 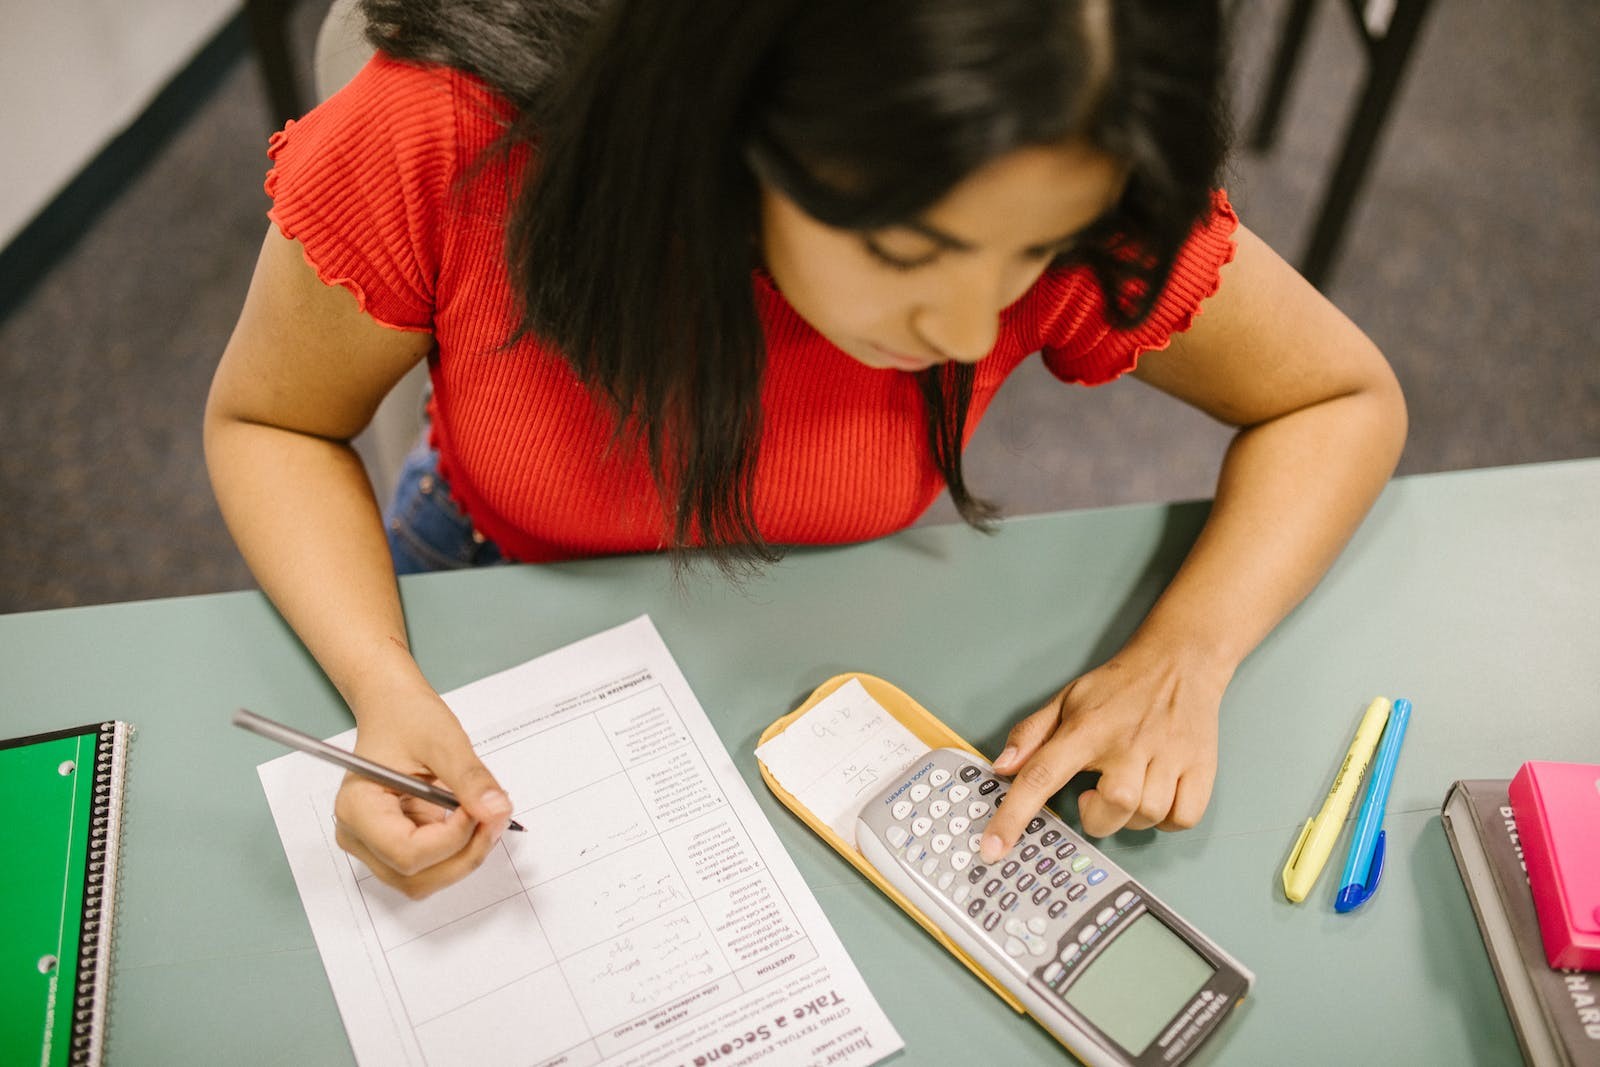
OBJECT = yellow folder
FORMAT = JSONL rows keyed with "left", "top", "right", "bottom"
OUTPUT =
{"left": 756, "top": 672, "right": 1027, "bottom": 1014}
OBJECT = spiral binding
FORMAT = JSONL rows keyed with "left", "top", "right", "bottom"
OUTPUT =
{"left": 69, "top": 721, "right": 132, "bottom": 1067}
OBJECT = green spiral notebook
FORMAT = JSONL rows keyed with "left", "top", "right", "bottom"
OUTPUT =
{"left": 1, "top": 722, "right": 133, "bottom": 1067}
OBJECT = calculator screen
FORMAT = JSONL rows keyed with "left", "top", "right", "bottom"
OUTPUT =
{"left": 1060, "top": 912, "right": 1217, "bottom": 1054}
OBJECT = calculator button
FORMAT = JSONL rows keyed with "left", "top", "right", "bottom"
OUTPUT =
{"left": 1001, "top": 861, "right": 1021, "bottom": 878}
{"left": 922, "top": 858, "right": 940, "bottom": 877}
{"left": 937, "top": 871, "right": 955, "bottom": 891}
{"left": 885, "top": 826, "right": 909, "bottom": 848}
{"left": 1067, "top": 883, "right": 1087, "bottom": 901}
{"left": 931, "top": 834, "right": 952, "bottom": 854}
{"left": 1000, "top": 892, "right": 1018, "bottom": 910}
{"left": 1115, "top": 890, "right": 1136, "bottom": 909}
{"left": 1048, "top": 900, "right": 1068, "bottom": 919}
{"left": 948, "top": 816, "right": 970, "bottom": 835}
{"left": 968, "top": 834, "right": 984, "bottom": 853}
{"left": 953, "top": 884, "right": 971, "bottom": 905}
{"left": 978, "top": 779, "right": 999, "bottom": 795}
{"left": 1051, "top": 870, "right": 1072, "bottom": 888}
{"left": 970, "top": 864, "right": 988, "bottom": 882}
{"left": 1096, "top": 907, "right": 1115, "bottom": 926}
{"left": 1036, "top": 858, "right": 1055, "bottom": 875}
{"left": 1006, "top": 918, "right": 1027, "bottom": 937}
{"left": 948, "top": 785, "right": 970, "bottom": 803}
{"left": 1026, "top": 817, "right": 1046, "bottom": 835}
{"left": 967, "top": 899, "right": 986, "bottom": 918}
{"left": 929, "top": 800, "right": 950, "bottom": 819}
{"left": 1040, "top": 830, "right": 1061, "bottom": 846}
{"left": 912, "top": 817, "right": 933, "bottom": 837}
{"left": 950, "top": 851, "right": 972, "bottom": 871}
{"left": 968, "top": 802, "right": 990, "bottom": 820}
{"left": 1044, "top": 962, "right": 1064, "bottom": 984}
{"left": 959, "top": 765, "right": 981, "bottom": 782}
{"left": 1020, "top": 844, "right": 1040, "bottom": 861}
{"left": 1078, "top": 927, "right": 1096, "bottom": 945}
{"left": 1055, "top": 842, "right": 1078, "bottom": 859}
{"left": 1031, "top": 887, "right": 1051, "bottom": 906}
{"left": 1071, "top": 855, "right": 1092, "bottom": 873}
{"left": 1060, "top": 943, "right": 1082, "bottom": 963}
{"left": 1016, "top": 873, "right": 1036, "bottom": 892}
{"left": 994, "top": 793, "right": 1007, "bottom": 807}
{"left": 1005, "top": 937, "right": 1027, "bottom": 958}
{"left": 892, "top": 800, "right": 914, "bottom": 821}
{"left": 1087, "top": 869, "right": 1108, "bottom": 885}
{"left": 911, "top": 784, "right": 931, "bottom": 802}
{"left": 983, "top": 911, "right": 1002, "bottom": 932}
{"left": 985, "top": 879, "right": 1003, "bottom": 897}
{"left": 1027, "top": 917, "right": 1048, "bottom": 935}
{"left": 930, "top": 769, "right": 951, "bottom": 787}
{"left": 1027, "top": 935, "right": 1050, "bottom": 958}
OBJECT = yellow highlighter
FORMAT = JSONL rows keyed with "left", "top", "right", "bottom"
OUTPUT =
{"left": 1282, "top": 697, "right": 1393, "bottom": 903}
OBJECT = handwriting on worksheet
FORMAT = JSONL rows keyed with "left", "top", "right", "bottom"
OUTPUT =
{"left": 755, "top": 678, "right": 929, "bottom": 845}
{"left": 259, "top": 617, "right": 901, "bottom": 1067}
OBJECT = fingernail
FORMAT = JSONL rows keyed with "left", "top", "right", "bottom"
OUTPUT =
{"left": 483, "top": 789, "right": 510, "bottom": 814}
{"left": 980, "top": 833, "right": 1005, "bottom": 863}
{"left": 995, "top": 746, "right": 1018, "bottom": 769}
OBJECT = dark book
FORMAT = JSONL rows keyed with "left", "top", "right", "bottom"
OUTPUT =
{"left": 1440, "top": 780, "right": 1600, "bottom": 1067}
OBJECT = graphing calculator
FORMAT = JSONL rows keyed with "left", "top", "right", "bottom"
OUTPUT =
{"left": 856, "top": 748, "right": 1253, "bottom": 1066}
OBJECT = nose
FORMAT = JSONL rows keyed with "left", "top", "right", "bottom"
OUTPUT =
{"left": 912, "top": 278, "right": 1004, "bottom": 365}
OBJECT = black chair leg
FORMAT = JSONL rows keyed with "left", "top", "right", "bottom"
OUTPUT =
{"left": 1250, "top": 0, "right": 1318, "bottom": 151}
{"left": 1298, "top": 0, "right": 1434, "bottom": 287}
{"left": 245, "top": 0, "right": 305, "bottom": 130}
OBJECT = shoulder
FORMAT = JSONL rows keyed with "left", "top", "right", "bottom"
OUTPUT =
{"left": 263, "top": 53, "right": 518, "bottom": 330}
{"left": 1022, "top": 191, "right": 1239, "bottom": 385}
{"left": 270, "top": 52, "right": 514, "bottom": 173}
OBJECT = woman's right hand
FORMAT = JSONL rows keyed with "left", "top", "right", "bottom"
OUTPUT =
{"left": 332, "top": 691, "right": 514, "bottom": 899}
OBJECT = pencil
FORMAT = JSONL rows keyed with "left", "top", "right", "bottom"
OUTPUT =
{"left": 232, "top": 708, "right": 525, "bottom": 831}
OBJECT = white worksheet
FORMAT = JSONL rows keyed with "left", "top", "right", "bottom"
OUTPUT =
{"left": 259, "top": 616, "right": 901, "bottom": 1067}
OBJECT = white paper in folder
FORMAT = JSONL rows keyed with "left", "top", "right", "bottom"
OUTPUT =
{"left": 754, "top": 678, "right": 930, "bottom": 846}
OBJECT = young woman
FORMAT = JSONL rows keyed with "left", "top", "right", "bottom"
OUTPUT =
{"left": 205, "top": 0, "right": 1406, "bottom": 898}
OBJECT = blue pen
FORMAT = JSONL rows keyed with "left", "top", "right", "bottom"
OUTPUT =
{"left": 1334, "top": 698, "right": 1412, "bottom": 912}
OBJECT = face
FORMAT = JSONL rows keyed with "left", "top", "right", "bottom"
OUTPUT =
{"left": 759, "top": 141, "right": 1127, "bottom": 372}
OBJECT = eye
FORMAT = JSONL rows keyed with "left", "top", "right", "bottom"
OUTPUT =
{"left": 1033, "top": 240, "right": 1078, "bottom": 264}
{"left": 861, "top": 233, "right": 941, "bottom": 273}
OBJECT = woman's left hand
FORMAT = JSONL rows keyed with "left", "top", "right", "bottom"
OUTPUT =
{"left": 977, "top": 644, "right": 1233, "bottom": 863}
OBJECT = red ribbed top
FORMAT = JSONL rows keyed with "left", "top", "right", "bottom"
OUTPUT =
{"left": 265, "top": 54, "right": 1238, "bottom": 562}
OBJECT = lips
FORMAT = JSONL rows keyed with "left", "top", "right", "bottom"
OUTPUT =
{"left": 868, "top": 342, "right": 939, "bottom": 372}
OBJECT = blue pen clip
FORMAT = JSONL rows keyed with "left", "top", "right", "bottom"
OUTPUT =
{"left": 1334, "top": 830, "right": 1385, "bottom": 912}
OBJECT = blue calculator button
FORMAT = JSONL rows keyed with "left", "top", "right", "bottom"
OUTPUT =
{"left": 1086, "top": 868, "right": 1108, "bottom": 885}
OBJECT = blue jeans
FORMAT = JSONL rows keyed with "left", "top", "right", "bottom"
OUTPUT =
{"left": 384, "top": 442, "right": 507, "bottom": 574}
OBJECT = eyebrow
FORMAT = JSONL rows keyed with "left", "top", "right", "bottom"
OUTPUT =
{"left": 900, "top": 219, "right": 1082, "bottom": 257}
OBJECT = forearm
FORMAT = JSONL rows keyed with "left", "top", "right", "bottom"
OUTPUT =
{"left": 1127, "top": 380, "right": 1407, "bottom": 670}
{"left": 204, "top": 414, "right": 432, "bottom": 720}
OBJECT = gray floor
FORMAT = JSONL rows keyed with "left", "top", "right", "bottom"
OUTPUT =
{"left": 2, "top": 0, "right": 1597, "bottom": 614}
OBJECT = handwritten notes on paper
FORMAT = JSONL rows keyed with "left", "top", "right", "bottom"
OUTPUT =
{"left": 756, "top": 679, "right": 930, "bottom": 846}
{"left": 258, "top": 617, "right": 900, "bottom": 1067}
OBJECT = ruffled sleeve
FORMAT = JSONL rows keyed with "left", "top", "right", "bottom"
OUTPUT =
{"left": 263, "top": 53, "right": 459, "bottom": 332}
{"left": 1039, "top": 190, "right": 1239, "bottom": 385}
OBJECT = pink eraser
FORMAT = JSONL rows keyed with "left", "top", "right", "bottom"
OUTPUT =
{"left": 1509, "top": 760, "right": 1600, "bottom": 971}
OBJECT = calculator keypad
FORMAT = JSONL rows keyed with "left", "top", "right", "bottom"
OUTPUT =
{"left": 860, "top": 749, "right": 1118, "bottom": 984}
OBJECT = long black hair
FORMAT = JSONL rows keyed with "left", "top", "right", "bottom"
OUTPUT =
{"left": 359, "top": 0, "right": 1230, "bottom": 567}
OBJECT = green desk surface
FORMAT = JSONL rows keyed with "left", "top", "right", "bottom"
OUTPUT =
{"left": 3, "top": 459, "right": 1596, "bottom": 1065}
